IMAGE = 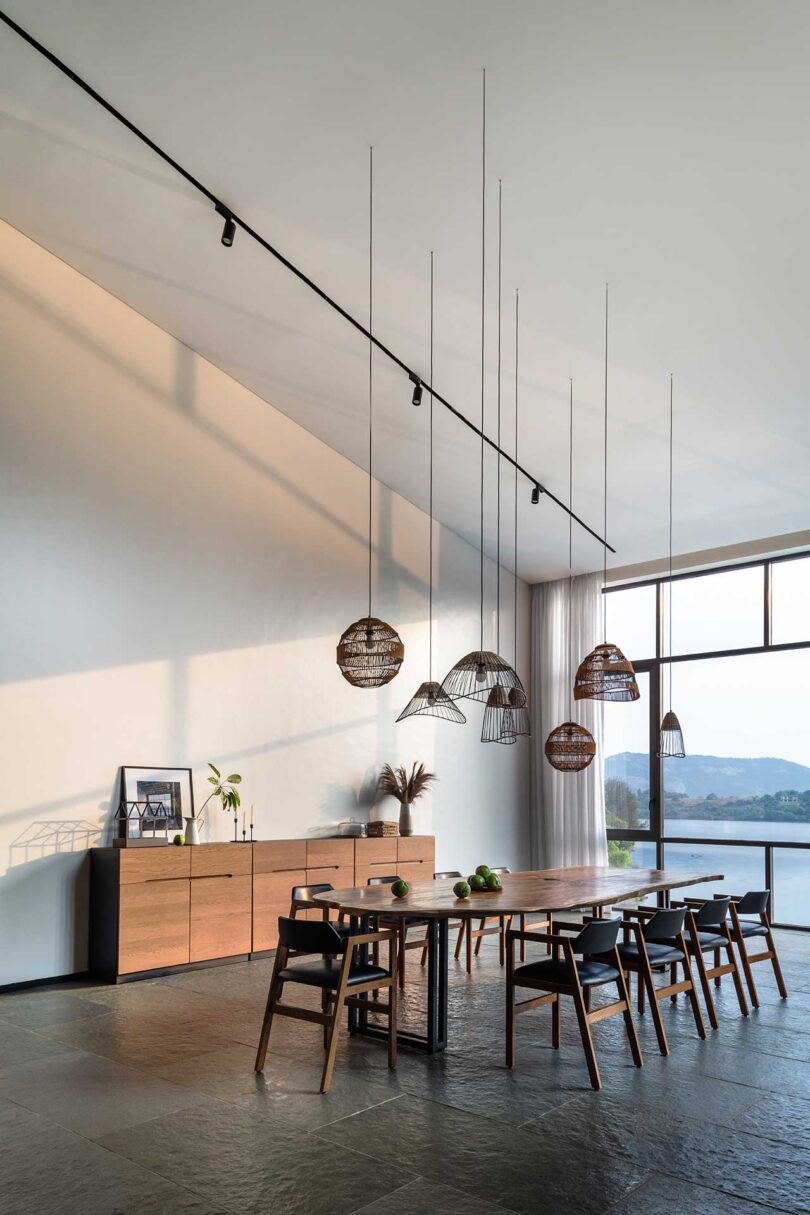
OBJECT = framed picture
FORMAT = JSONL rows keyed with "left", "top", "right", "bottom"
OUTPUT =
{"left": 118, "top": 766, "right": 194, "bottom": 842}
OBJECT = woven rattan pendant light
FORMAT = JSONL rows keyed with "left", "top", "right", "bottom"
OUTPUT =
{"left": 337, "top": 148, "right": 404, "bottom": 688}
{"left": 442, "top": 71, "right": 522, "bottom": 706}
{"left": 574, "top": 284, "right": 639, "bottom": 703}
{"left": 398, "top": 254, "right": 465, "bottom": 724}
{"left": 658, "top": 374, "right": 686, "bottom": 757}
{"left": 545, "top": 379, "right": 596, "bottom": 771}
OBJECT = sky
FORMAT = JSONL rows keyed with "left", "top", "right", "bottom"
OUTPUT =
{"left": 603, "top": 557, "right": 810, "bottom": 768}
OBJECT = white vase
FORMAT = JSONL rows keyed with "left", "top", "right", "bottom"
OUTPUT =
{"left": 184, "top": 816, "right": 202, "bottom": 846}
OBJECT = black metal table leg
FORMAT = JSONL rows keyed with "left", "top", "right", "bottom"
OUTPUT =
{"left": 349, "top": 914, "right": 449, "bottom": 1053}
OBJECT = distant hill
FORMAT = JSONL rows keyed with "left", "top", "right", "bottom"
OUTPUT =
{"left": 606, "top": 753, "right": 810, "bottom": 797}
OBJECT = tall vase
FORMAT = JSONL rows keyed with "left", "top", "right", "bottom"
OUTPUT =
{"left": 184, "top": 816, "right": 202, "bottom": 846}
{"left": 398, "top": 801, "right": 414, "bottom": 836}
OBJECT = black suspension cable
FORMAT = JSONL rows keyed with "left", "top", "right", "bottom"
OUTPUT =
{"left": 603, "top": 282, "right": 609, "bottom": 640}
{"left": 367, "top": 147, "right": 373, "bottom": 622}
{"left": 568, "top": 377, "right": 574, "bottom": 716}
{"left": 479, "top": 68, "right": 486, "bottom": 650}
{"left": 668, "top": 372, "right": 674, "bottom": 709}
{"left": 428, "top": 251, "right": 434, "bottom": 681}
{"left": 0, "top": 9, "right": 615, "bottom": 552}
{"left": 513, "top": 290, "right": 519, "bottom": 664}
{"left": 496, "top": 177, "right": 502, "bottom": 654}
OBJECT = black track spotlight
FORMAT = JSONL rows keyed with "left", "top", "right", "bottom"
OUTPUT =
{"left": 215, "top": 203, "right": 236, "bottom": 247}
{"left": 531, "top": 483, "right": 541, "bottom": 504}
{"left": 410, "top": 375, "right": 423, "bottom": 407}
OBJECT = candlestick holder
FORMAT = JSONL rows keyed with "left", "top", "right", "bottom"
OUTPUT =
{"left": 241, "top": 827, "right": 246, "bottom": 843}
{"left": 233, "top": 814, "right": 238, "bottom": 844}
{"left": 249, "top": 824, "right": 254, "bottom": 842}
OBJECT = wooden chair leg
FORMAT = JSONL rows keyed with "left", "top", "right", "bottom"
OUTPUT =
{"left": 571, "top": 981, "right": 601, "bottom": 1091}
{"left": 734, "top": 925, "right": 760, "bottom": 1009}
{"left": 551, "top": 991, "right": 561, "bottom": 1048}
{"left": 520, "top": 914, "right": 526, "bottom": 962}
{"left": 321, "top": 961, "right": 351, "bottom": 1093}
{"left": 637, "top": 968, "right": 645, "bottom": 1015}
{"left": 681, "top": 949, "right": 706, "bottom": 1040}
{"left": 613, "top": 947, "right": 643, "bottom": 1069}
{"left": 321, "top": 989, "right": 330, "bottom": 1048}
{"left": 499, "top": 917, "right": 506, "bottom": 967}
{"left": 692, "top": 946, "right": 719, "bottom": 1030}
{"left": 641, "top": 964, "right": 669, "bottom": 1056}
{"left": 454, "top": 921, "right": 466, "bottom": 959}
{"left": 670, "top": 961, "right": 678, "bottom": 1002}
{"left": 420, "top": 934, "right": 429, "bottom": 967}
{"left": 725, "top": 938, "right": 749, "bottom": 1016}
{"left": 766, "top": 924, "right": 788, "bottom": 999}
{"left": 474, "top": 919, "right": 486, "bottom": 957}
{"left": 466, "top": 919, "right": 473, "bottom": 974}
{"left": 255, "top": 950, "right": 286, "bottom": 1072}
{"left": 398, "top": 923, "right": 406, "bottom": 990}
{"left": 714, "top": 948, "right": 722, "bottom": 987}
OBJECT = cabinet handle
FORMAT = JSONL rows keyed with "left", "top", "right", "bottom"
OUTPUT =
{"left": 145, "top": 877, "right": 186, "bottom": 884}
{"left": 307, "top": 865, "right": 339, "bottom": 870}
{"left": 270, "top": 867, "right": 310, "bottom": 874}
{"left": 191, "top": 874, "right": 234, "bottom": 880}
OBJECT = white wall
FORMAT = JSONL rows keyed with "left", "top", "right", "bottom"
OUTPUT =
{"left": 0, "top": 222, "right": 530, "bottom": 986}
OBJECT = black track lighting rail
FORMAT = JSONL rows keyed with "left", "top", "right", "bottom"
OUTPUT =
{"left": 0, "top": 9, "right": 615, "bottom": 554}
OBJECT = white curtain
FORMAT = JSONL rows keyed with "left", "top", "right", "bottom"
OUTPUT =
{"left": 530, "top": 571, "right": 607, "bottom": 868}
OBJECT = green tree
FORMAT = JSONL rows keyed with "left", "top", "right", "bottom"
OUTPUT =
{"left": 605, "top": 778, "right": 639, "bottom": 829}
{"left": 607, "top": 839, "right": 634, "bottom": 868}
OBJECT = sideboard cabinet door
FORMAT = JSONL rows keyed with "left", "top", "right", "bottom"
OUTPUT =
{"left": 189, "top": 844, "right": 252, "bottom": 962}
{"left": 119, "top": 878, "right": 191, "bottom": 975}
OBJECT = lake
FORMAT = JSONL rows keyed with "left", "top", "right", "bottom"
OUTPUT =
{"left": 627, "top": 818, "right": 810, "bottom": 927}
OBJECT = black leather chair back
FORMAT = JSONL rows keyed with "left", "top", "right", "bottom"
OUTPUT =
{"left": 695, "top": 897, "right": 731, "bottom": 928}
{"left": 434, "top": 871, "right": 462, "bottom": 879}
{"left": 291, "top": 883, "right": 334, "bottom": 905}
{"left": 574, "top": 918, "right": 621, "bottom": 955}
{"left": 643, "top": 908, "right": 686, "bottom": 941}
{"left": 278, "top": 915, "right": 344, "bottom": 954}
{"left": 368, "top": 874, "right": 400, "bottom": 886}
{"left": 737, "top": 891, "right": 770, "bottom": 915}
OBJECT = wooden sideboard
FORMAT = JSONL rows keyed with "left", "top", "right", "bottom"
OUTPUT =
{"left": 90, "top": 835, "right": 435, "bottom": 981}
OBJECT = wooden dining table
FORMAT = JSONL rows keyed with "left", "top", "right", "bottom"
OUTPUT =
{"left": 313, "top": 865, "right": 722, "bottom": 1053}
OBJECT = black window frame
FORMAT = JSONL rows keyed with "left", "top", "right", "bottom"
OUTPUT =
{"left": 604, "top": 549, "right": 810, "bottom": 849}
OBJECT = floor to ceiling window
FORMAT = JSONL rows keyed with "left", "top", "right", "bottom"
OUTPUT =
{"left": 603, "top": 552, "right": 810, "bottom": 927}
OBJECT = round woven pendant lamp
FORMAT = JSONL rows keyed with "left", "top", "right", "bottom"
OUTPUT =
{"left": 544, "top": 721, "right": 596, "bottom": 772}
{"left": 657, "top": 709, "right": 685, "bottom": 758}
{"left": 337, "top": 617, "right": 404, "bottom": 689}
{"left": 397, "top": 680, "right": 466, "bottom": 724}
{"left": 481, "top": 684, "right": 516, "bottom": 744}
{"left": 336, "top": 149, "right": 403, "bottom": 688}
{"left": 574, "top": 642, "right": 639, "bottom": 703}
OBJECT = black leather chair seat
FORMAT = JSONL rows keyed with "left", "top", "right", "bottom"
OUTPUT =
{"left": 514, "top": 958, "right": 620, "bottom": 988}
{"left": 695, "top": 931, "right": 728, "bottom": 950}
{"left": 616, "top": 940, "right": 684, "bottom": 966}
{"left": 278, "top": 960, "right": 391, "bottom": 989}
{"left": 738, "top": 922, "right": 768, "bottom": 937}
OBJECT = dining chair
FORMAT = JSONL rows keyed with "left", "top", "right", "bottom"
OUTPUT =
{"left": 609, "top": 906, "right": 706, "bottom": 1054}
{"left": 367, "top": 874, "right": 430, "bottom": 988}
{"left": 456, "top": 867, "right": 511, "bottom": 971}
{"left": 712, "top": 890, "right": 788, "bottom": 1008}
{"left": 506, "top": 917, "right": 642, "bottom": 1091}
{"left": 255, "top": 915, "right": 397, "bottom": 1093}
{"left": 288, "top": 883, "right": 349, "bottom": 956}
{"left": 434, "top": 872, "right": 467, "bottom": 963}
{"left": 671, "top": 896, "right": 749, "bottom": 1027}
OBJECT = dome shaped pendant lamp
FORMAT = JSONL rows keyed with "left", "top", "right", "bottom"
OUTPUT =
{"left": 545, "top": 379, "right": 595, "bottom": 771}
{"left": 442, "top": 72, "right": 521, "bottom": 706}
{"left": 337, "top": 148, "right": 404, "bottom": 688}
{"left": 657, "top": 375, "right": 686, "bottom": 758}
{"left": 574, "top": 284, "right": 639, "bottom": 703}
{"left": 397, "top": 254, "right": 465, "bottom": 724}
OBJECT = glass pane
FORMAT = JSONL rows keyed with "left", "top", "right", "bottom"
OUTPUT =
{"left": 604, "top": 584, "right": 657, "bottom": 662}
{"left": 607, "top": 837, "right": 656, "bottom": 870}
{"left": 773, "top": 847, "right": 810, "bottom": 926}
{"left": 771, "top": 556, "right": 810, "bottom": 645}
{"left": 604, "top": 670, "right": 650, "bottom": 830}
{"left": 662, "top": 565, "right": 763, "bottom": 656}
{"left": 662, "top": 841, "right": 760, "bottom": 905}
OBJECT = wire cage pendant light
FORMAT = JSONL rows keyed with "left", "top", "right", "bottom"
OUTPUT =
{"left": 337, "top": 148, "right": 403, "bottom": 688}
{"left": 657, "top": 374, "right": 686, "bottom": 757}
{"left": 481, "top": 685, "right": 516, "bottom": 744}
{"left": 574, "top": 284, "right": 639, "bottom": 704}
{"left": 398, "top": 253, "right": 465, "bottom": 724}
{"left": 545, "top": 379, "right": 595, "bottom": 770}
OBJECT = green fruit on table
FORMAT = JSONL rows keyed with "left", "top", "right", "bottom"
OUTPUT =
{"left": 172, "top": 834, "right": 185, "bottom": 846}
{"left": 453, "top": 880, "right": 472, "bottom": 899}
{"left": 391, "top": 879, "right": 409, "bottom": 898}
{"left": 475, "top": 864, "right": 491, "bottom": 878}
{"left": 486, "top": 872, "right": 502, "bottom": 890}
{"left": 468, "top": 874, "right": 486, "bottom": 891}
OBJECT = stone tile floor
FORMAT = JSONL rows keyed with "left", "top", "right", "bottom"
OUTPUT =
{"left": 1, "top": 930, "right": 809, "bottom": 1214}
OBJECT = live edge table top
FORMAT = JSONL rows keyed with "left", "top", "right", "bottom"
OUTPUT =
{"left": 312, "top": 865, "right": 723, "bottom": 919}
